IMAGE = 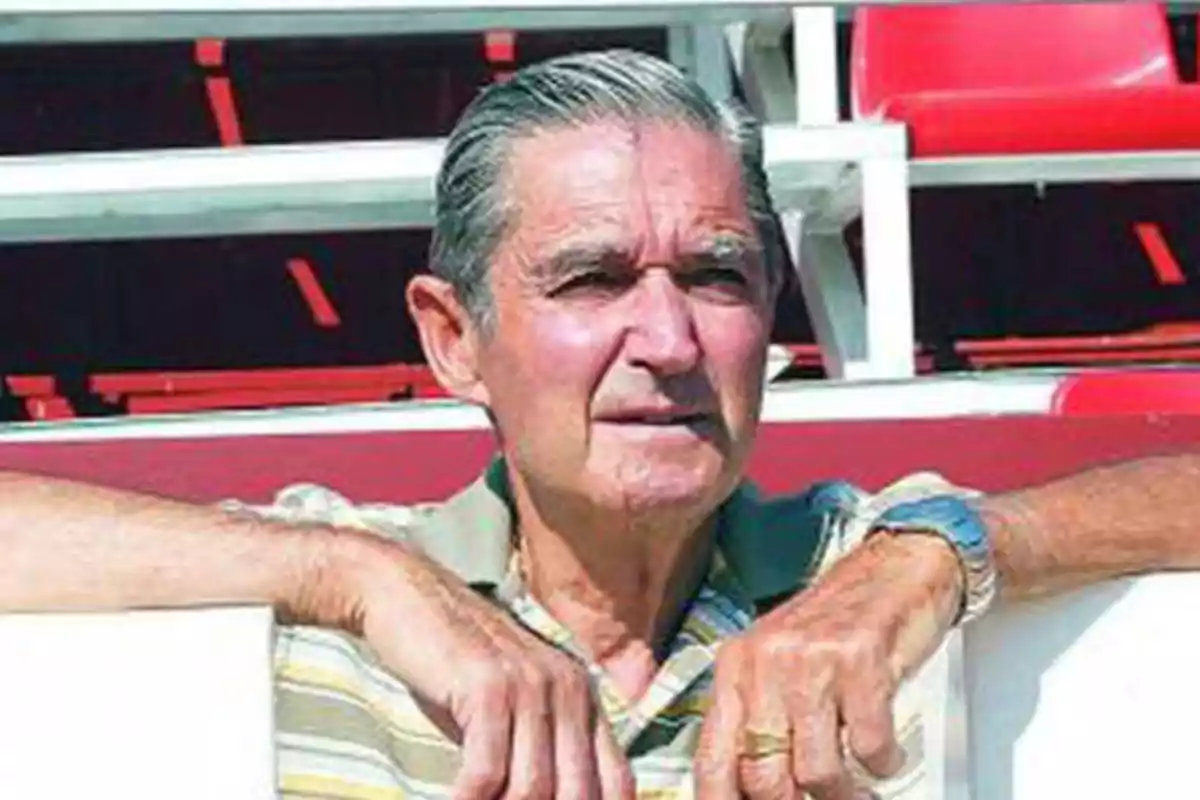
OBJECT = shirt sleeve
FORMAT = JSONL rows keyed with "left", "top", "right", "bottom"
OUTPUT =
{"left": 216, "top": 483, "right": 434, "bottom": 547}
{"left": 811, "top": 471, "right": 983, "bottom": 577}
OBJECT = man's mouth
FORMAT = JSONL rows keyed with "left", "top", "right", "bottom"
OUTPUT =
{"left": 599, "top": 409, "right": 713, "bottom": 426}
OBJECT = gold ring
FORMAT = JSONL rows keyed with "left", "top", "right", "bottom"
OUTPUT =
{"left": 739, "top": 729, "right": 791, "bottom": 760}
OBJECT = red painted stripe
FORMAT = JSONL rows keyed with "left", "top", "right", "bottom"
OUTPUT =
{"left": 194, "top": 39, "right": 225, "bottom": 69}
{"left": 484, "top": 30, "right": 516, "bottom": 64}
{"left": 1134, "top": 222, "right": 1187, "bottom": 286}
{"left": 6, "top": 375, "right": 56, "bottom": 397}
{"left": 286, "top": 258, "right": 342, "bottom": 328}
{"left": 24, "top": 396, "right": 75, "bottom": 421}
{"left": 204, "top": 76, "right": 245, "bottom": 147}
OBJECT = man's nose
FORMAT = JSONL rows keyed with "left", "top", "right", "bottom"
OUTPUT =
{"left": 625, "top": 272, "right": 701, "bottom": 375}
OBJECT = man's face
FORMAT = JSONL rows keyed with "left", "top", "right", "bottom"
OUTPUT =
{"left": 477, "top": 120, "right": 775, "bottom": 521}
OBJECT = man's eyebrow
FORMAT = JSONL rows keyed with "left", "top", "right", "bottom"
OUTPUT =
{"left": 531, "top": 243, "right": 630, "bottom": 281}
{"left": 527, "top": 234, "right": 761, "bottom": 283}
{"left": 683, "top": 233, "right": 764, "bottom": 262}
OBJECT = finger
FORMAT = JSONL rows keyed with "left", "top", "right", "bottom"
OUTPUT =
{"left": 694, "top": 653, "right": 745, "bottom": 800}
{"left": 549, "top": 666, "right": 601, "bottom": 800}
{"left": 839, "top": 679, "right": 903, "bottom": 779}
{"left": 452, "top": 688, "right": 513, "bottom": 800}
{"left": 788, "top": 697, "right": 855, "bottom": 800}
{"left": 503, "top": 668, "right": 556, "bottom": 800}
{"left": 812, "top": 772, "right": 862, "bottom": 800}
{"left": 738, "top": 654, "right": 795, "bottom": 800}
{"left": 594, "top": 718, "right": 636, "bottom": 800}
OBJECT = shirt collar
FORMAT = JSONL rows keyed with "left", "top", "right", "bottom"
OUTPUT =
{"left": 415, "top": 458, "right": 516, "bottom": 588}
{"left": 415, "top": 456, "right": 827, "bottom": 607}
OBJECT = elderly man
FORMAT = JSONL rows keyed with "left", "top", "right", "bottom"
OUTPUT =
{"left": 3, "top": 49, "right": 1200, "bottom": 800}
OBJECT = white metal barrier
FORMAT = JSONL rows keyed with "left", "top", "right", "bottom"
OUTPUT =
{"left": 0, "top": 124, "right": 899, "bottom": 243}
{"left": 0, "top": 606, "right": 277, "bottom": 800}
{"left": 3, "top": 574, "right": 1195, "bottom": 800}
{"left": 964, "top": 572, "right": 1200, "bottom": 799}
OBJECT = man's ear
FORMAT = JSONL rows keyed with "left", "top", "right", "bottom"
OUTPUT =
{"left": 405, "top": 275, "right": 490, "bottom": 406}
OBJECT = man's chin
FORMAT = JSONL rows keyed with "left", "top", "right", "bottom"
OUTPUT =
{"left": 598, "top": 462, "right": 730, "bottom": 515}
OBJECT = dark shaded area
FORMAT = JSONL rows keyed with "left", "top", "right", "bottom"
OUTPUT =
{"left": 909, "top": 183, "right": 1200, "bottom": 345}
{"left": 0, "top": 43, "right": 214, "bottom": 156}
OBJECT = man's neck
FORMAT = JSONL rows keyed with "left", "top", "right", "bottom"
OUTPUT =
{"left": 512, "top": 487, "right": 719, "bottom": 703}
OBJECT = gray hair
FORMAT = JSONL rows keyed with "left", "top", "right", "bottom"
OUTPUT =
{"left": 429, "top": 48, "right": 782, "bottom": 327}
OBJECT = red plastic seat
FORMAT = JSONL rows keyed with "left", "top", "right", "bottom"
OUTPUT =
{"left": 22, "top": 396, "right": 75, "bottom": 421}
{"left": 90, "top": 364, "right": 423, "bottom": 400}
{"left": 956, "top": 330, "right": 1200, "bottom": 369}
{"left": 852, "top": 3, "right": 1200, "bottom": 157}
{"left": 5, "top": 375, "right": 57, "bottom": 398}
{"left": 89, "top": 364, "right": 444, "bottom": 414}
{"left": 1053, "top": 369, "right": 1200, "bottom": 415}
{"left": 125, "top": 386, "right": 400, "bottom": 415}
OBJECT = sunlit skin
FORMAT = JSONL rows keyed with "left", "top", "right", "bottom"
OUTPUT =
{"left": 408, "top": 119, "right": 777, "bottom": 701}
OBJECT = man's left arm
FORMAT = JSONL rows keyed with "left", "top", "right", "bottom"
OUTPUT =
{"left": 696, "top": 452, "right": 1200, "bottom": 800}
{"left": 982, "top": 453, "right": 1200, "bottom": 600}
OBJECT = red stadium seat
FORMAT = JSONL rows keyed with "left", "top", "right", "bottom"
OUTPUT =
{"left": 1053, "top": 369, "right": 1200, "bottom": 415}
{"left": 7, "top": 365, "right": 448, "bottom": 418}
{"left": 125, "top": 386, "right": 399, "bottom": 414}
{"left": 22, "top": 396, "right": 75, "bottom": 421}
{"left": 89, "top": 364, "right": 442, "bottom": 413}
{"left": 956, "top": 329, "right": 1200, "bottom": 370}
{"left": 407, "top": 367, "right": 452, "bottom": 399}
{"left": 851, "top": 3, "right": 1200, "bottom": 157}
{"left": 773, "top": 343, "right": 934, "bottom": 378}
{"left": 3, "top": 376, "right": 76, "bottom": 421}
{"left": 4, "top": 375, "right": 56, "bottom": 398}
{"left": 90, "top": 364, "right": 423, "bottom": 400}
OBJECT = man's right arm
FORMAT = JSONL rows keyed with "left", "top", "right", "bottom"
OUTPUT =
{"left": 0, "top": 470, "right": 365, "bottom": 628}
{"left": 0, "top": 469, "right": 632, "bottom": 800}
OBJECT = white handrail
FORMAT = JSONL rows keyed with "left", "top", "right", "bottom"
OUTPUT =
{"left": 0, "top": 123, "right": 903, "bottom": 243}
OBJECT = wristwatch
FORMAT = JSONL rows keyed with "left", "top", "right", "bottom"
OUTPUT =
{"left": 870, "top": 494, "right": 998, "bottom": 626}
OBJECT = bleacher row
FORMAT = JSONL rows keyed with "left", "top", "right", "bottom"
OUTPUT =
{"left": 14, "top": 336, "right": 1200, "bottom": 421}
{"left": 5, "top": 2, "right": 1200, "bottom": 421}
{"left": 3, "top": 364, "right": 446, "bottom": 420}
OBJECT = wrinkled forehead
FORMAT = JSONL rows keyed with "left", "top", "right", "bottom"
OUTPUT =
{"left": 499, "top": 120, "right": 755, "bottom": 261}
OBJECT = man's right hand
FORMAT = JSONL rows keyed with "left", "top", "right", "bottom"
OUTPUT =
{"left": 319, "top": 532, "right": 636, "bottom": 800}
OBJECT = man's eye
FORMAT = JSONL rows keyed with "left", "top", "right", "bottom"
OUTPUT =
{"left": 554, "top": 271, "right": 625, "bottom": 294}
{"left": 688, "top": 268, "right": 748, "bottom": 287}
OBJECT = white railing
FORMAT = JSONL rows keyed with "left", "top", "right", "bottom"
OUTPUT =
{"left": 4, "top": 575, "right": 1197, "bottom": 800}
{"left": 0, "top": 124, "right": 896, "bottom": 243}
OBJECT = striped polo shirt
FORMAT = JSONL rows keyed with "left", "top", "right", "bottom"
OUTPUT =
{"left": 226, "top": 460, "right": 963, "bottom": 799}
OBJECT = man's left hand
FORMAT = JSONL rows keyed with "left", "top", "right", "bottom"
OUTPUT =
{"left": 694, "top": 533, "right": 963, "bottom": 800}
